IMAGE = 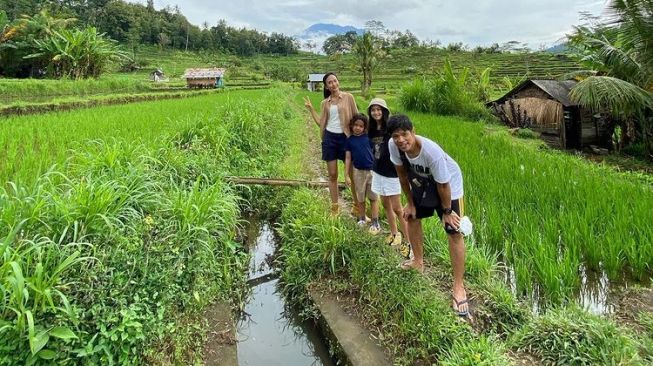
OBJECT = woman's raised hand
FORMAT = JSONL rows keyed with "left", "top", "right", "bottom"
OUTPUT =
{"left": 303, "top": 96, "right": 314, "bottom": 111}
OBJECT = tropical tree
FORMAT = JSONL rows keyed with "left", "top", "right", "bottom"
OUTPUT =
{"left": 322, "top": 31, "right": 357, "bottom": 55}
{"left": 0, "top": 11, "right": 11, "bottom": 44}
{"left": 567, "top": 0, "right": 653, "bottom": 157}
{"left": 26, "top": 27, "right": 129, "bottom": 79}
{"left": 353, "top": 32, "right": 384, "bottom": 95}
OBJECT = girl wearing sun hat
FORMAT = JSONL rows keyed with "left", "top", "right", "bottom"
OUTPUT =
{"left": 367, "top": 98, "right": 410, "bottom": 254}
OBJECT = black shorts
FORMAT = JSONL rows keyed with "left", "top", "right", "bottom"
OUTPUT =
{"left": 322, "top": 130, "right": 347, "bottom": 162}
{"left": 416, "top": 198, "right": 463, "bottom": 234}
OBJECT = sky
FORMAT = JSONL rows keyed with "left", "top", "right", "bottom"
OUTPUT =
{"left": 133, "top": 0, "right": 609, "bottom": 48}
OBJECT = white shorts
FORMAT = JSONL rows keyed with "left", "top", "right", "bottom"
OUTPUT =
{"left": 371, "top": 171, "right": 401, "bottom": 196}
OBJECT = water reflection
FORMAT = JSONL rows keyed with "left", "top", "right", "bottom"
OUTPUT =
{"left": 498, "top": 259, "right": 619, "bottom": 315}
{"left": 237, "top": 223, "right": 335, "bottom": 366}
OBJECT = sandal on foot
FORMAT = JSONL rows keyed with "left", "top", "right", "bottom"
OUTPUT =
{"left": 453, "top": 297, "right": 469, "bottom": 317}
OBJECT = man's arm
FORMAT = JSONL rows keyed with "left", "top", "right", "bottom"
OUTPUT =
{"left": 437, "top": 182, "right": 461, "bottom": 228}
{"left": 395, "top": 164, "right": 416, "bottom": 219}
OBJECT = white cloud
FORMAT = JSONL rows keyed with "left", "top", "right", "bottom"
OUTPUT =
{"left": 134, "top": 0, "right": 608, "bottom": 48}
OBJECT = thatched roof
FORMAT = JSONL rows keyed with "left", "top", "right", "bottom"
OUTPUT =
{"left": 307, "top": 73, "right": 325, "bottom": 82}
{"left": 492, "top": 79, "right": 578, "bottom": 107}
{"left": 183, "top": 68, "right": 225, "bottom": 79}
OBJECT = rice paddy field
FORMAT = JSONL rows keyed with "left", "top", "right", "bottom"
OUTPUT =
{"left": 0, "top": 46, "right": 581, "bottom": 108}
{"left": 1, "top": 76, "right": 652, "bottom": 364}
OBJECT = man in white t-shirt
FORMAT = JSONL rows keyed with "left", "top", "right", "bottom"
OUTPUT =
{"left": 387, "top": 114, "right": 469, "bottom": 317}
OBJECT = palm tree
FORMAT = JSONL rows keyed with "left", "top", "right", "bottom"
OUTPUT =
{"left": 567, "top": 0, "right": 653, "bottom": 157}
{"left": 20, "top": 10, "right": 76, "bottom": 37}
{"left": 353, "top": 32, "right": 384, "bottom": 95}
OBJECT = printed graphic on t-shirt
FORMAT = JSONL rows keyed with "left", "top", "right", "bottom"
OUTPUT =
{"left": 388, "top": 136, "right": 464, "bottom": 199}
{"left": 406, "top": 162, "right": 431, "bottom": 178}
{"left": 371, "top": 136, "right": 383, "bottom": 160}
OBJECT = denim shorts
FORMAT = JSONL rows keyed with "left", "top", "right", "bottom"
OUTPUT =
{"left": 322, "top": 130, "right": 347, "bottom": 161}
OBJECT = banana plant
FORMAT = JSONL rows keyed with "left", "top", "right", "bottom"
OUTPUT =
{"left": 25, "top": 27, "right": 129, "bottom": 79}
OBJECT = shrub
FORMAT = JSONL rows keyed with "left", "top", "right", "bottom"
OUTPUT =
{"left": 399, "top": 60, "right": 493, "bottom": 121}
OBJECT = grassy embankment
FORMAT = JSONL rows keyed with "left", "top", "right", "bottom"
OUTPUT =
{"left": 0, "top": 87, "right": 305, "bottom": 364}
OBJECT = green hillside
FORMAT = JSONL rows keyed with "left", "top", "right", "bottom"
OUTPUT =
{"left": 0, "top": 46, "right": 581, "bottom": 107}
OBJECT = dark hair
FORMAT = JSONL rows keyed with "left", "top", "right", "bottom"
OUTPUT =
{"left": 322, "top": 72, "right": 337, "bottom": 99}
{"left": 349, "top": 113, "right": 369, "bottom": 132}
{"left": 387, "top": 114, "right": 414, "bottom": 135}
{"left": 367, "top": 104, "right": 390, "bottom": 135}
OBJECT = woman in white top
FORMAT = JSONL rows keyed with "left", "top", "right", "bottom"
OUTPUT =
{"left": 304, "top": 72, "right": 359, "bottom": 216}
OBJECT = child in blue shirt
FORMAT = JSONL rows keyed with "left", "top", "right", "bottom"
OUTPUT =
{"left": 345, "top": 114, "right": 380, "bottom": 234}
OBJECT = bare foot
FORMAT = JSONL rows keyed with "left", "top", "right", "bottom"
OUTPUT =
{"left": 398, "top": 260, "right": 424, "bottom": 273}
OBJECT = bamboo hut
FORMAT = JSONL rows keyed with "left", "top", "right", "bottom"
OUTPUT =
{"left": 489, "top": 79, "right": 610, "bottom": 148}
{"left": 183, "top": 68, "right": 225, "bottom": 89}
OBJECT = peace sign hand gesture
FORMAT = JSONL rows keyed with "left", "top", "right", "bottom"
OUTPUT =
{"left": 303, "top": 96, "right": 314, "bottom": 111}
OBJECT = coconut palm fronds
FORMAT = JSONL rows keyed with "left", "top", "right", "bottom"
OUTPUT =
{"left": 570, "top": 75, "right": 653, "bottom": 116}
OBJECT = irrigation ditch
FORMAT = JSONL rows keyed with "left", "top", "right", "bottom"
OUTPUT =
{"left": 202, "top": 182, "right": 392, "bottom": 365}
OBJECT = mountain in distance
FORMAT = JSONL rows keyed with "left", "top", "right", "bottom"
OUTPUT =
{"left": 546, "top": 42, "right": 569, "bottom": 54}
{"left": 296, "top": 23, "right": 364, "bottom": 53}
{"left": 303, "top": 23, "right": 364, "bottom": 35}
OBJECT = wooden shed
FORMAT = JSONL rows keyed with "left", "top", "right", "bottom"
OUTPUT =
{"left": 150, "top": 69, "right": 165, "bottom": 82}
{"left": 489, "top": 79, "right": 610, "bottom": 149}
{"left": 306, "top": 73, "right": 325, "bottom": 92}
{"left": 183, "top": 68, "right": 225, "bottom": 89}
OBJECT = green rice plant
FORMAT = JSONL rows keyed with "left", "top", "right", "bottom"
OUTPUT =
{"left": 0, "top": 77, "right": 152, "bottom": 104}
{"left": 0, "top": 89, "right": 267, "bottom": 185}
{"left": 404, "top": 112, "right": 653, "bottom": 302}
{"left": 510, "top": 307, "right": 643, "bottom": 365}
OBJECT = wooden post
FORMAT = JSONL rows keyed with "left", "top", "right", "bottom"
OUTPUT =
{"left": 225, "top": 177, "right": 346, "bottom": 189}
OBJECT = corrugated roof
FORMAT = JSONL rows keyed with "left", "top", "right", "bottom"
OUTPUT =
{"left": 183, "top": 68, "right": 225, "bottom": 79}
{"left": 308, "top": 73, "right": 326, "bottom": 82}
{"left": 491, "top": 79, "right": 579, "bottom": 107}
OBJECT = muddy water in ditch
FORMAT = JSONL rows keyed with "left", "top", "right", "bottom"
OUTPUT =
{"left": 236, "top": 222, "right": 335, "bottom": 366}
{"left": 501, "top": 260, "right": 651, "bottom": 315}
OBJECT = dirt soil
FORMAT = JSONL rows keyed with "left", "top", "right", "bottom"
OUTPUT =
{"left": 202, "top": 302, "right": 238, "bottom": 366}
{"left": 614, "top": 287, "right": 653, "bottom": 333}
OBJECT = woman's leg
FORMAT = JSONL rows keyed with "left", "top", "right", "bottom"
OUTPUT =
{"left": 327, "top": 160, "right": 339, "bottom": 205}
{"left": 389, "top": 195, "right": 410, "bottom": 243}
{"left": 381, "top": 195, "right": 398, "bottom": 235}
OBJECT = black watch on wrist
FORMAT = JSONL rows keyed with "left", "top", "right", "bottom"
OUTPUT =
{"left": 443, "top": 207, "right": 453, "bottom": 215}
